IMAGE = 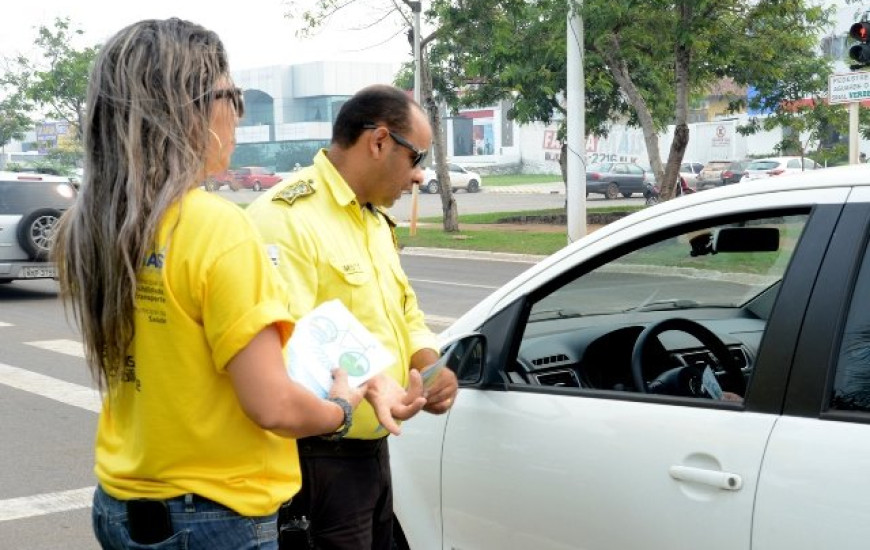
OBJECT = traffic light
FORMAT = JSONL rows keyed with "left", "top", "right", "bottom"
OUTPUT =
{"left": 849, "top": 22, "right": 870, "bottom": 68}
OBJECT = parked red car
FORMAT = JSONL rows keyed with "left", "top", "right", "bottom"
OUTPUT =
{"left": 232, "top": 166, "right": 283, "bottom": 191}
{"left": 204, "top": 170, "right": 239, "bottom": 192}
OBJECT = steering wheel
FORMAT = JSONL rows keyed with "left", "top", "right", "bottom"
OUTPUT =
{"left": 630, "top": 318, "right": 746, "bottom": 398}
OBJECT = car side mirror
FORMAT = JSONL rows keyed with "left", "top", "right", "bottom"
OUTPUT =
{"left": 439, "top": 333, "right": 486, "bottom": 384}
{"left": 689, "top": 227, "right": 780, "bottom": 257}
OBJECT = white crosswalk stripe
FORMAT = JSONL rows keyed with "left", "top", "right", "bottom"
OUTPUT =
{"left": 0, "top": 487, "right": 94, "bottom": 522}
{"left": 0, "top": 362, "right": 101, "bottom": 413}
{"left": 0, "top": 321, "right": 13, "bottom": 327}
{"left": 24, "top": 339, "right": 85, "bottom": 358}
{"left": 0, "top": 361, "right": 100, "bottom": 520}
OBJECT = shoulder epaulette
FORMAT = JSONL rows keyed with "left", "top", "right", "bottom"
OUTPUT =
{"left": 273, "top": 179, "right": 315, "bottom": 206}
{"left": 375, "top": 207, "right": 400, "bottom": 251}
{"left": 375, "top": 207, "right": 397, "bottom": 228}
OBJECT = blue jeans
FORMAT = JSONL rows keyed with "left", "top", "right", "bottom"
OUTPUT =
{"left": 92, "top": 485, "right": 279, "bottom": 549}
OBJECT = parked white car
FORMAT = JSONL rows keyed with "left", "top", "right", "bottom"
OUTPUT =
{"left": 422, "top": 163, "right": 482, "bottom": 194}
{"left": 679, "top": 161, "right": 704, "bottom": 189}
{"left": 392, "top": 164, "right": 870, "bottom": 550}
{"left": 741, "top": 156, "right": 819, "bottom": 181}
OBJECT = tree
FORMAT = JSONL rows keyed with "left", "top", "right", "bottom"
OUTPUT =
{"left": 430, "top": 0, "right": 832, "bottom": 200}
{"left": 2, "top": 17, "right": 98, "bottom": 145}
{"left": 0, "top": 93, "right": 32, "bottom": 155}
{"left": 286, "top": 0, "right": 461, "bottom": 231}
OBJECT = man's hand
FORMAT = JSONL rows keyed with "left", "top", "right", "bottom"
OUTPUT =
{"left": 365, "top": 371, "right": 427, "bottom": 436}
{"left": 421, "top": 367, "right": 458, "bottom": 414}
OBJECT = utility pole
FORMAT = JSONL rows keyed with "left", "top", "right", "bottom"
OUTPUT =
{"left": 408, "top": 1, "right": 422, "bottom": 235}
{"left": 567, "top": 1, "right": 586, "bottom": 242}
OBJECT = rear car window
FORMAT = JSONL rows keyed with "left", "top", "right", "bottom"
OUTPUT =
{"left": 747, "top": 161, "right": 779, "bottom": 171}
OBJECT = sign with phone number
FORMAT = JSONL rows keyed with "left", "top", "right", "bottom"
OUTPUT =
{"left": 829, "top": 72, "right": 870, "bottom": 104}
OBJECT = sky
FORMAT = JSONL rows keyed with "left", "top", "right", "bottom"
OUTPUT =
{"left": 0, "top": 0, "right": 414, "bottom": 71}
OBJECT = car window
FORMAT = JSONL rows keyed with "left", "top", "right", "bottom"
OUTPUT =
{"left": 787, "top": 159, "right": 801, "bottom": 169}
{"left": 613, "top": 164, "right": 627, "bottom": 174}
{"left": 804, "top": 159, "right": 817, "bottom": 170}
{"left": 626, "top": 164, "right": 643, "bottom": 175}
{"left": 512, "top": 212, "right": 810, "bottom": 403}
{"left": 831, "top": 241, "right": 870, "bottom": 412}
{"left": 747, "top": 161, "right": 779, "bottom": 171}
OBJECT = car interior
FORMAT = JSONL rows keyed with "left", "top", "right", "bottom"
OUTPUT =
{"left": 504, "top": 212, "right": 811, "bottom": 402}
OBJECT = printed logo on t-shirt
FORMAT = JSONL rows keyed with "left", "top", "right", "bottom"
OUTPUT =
{"left": 143, "top": 246, "right": 167, "bottom": 270}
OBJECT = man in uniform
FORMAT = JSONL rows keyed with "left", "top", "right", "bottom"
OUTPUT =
{"left": 248, "top": 84, "right": 459, "bottom": 550}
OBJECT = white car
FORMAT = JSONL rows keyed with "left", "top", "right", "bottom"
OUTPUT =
{"left": 680, "top": 161, "right": 704, "bottom": 189}
{"left": 741, "top": 156, "right": 819, "bottom": 181}
{"left": 422, "top": 163, "right": 482, "bottom": 194}
{"left": 391, "top": 164, "right": 870, "bottom": 550}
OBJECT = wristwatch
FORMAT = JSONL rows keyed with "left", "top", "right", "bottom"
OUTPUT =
{"left": 324, "top": 397, "right": 352, "bottom": 440}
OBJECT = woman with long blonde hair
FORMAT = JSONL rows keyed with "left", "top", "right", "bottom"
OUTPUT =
{"left": 53, "top": 18, "right": 363, "bottom": 549}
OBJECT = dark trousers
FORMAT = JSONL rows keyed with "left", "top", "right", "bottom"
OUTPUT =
{"left": 279, "top": 437, "right": 393, "bottom": 550}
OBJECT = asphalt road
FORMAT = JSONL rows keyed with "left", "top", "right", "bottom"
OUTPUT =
{"left": 0, "top": 252, "right": 534, "bottom": 548}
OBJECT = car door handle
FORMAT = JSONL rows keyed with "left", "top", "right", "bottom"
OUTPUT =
{"left": 668, "top": 465, "right": 743, "bottom": 491}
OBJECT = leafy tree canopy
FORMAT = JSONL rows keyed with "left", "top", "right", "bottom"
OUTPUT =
{"left": 1, "top": 17, "right": 99, "bottom": 143}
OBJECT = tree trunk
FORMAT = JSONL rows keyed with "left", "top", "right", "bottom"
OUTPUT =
{"left": 421, "top": 51, "right": 459, "bottom": 232}
{"left": 660, "top": 2, "right": 693, "bottom": 201}
{"left": 599, "top": 33, "right": 667, "bottom": 198}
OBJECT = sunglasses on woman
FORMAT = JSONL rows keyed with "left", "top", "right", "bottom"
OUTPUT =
{"left": 362, "top": 123, "right": 427, "bottom": 168}
{"left": 211, "top": 87, "right": 245, "bottom": 118}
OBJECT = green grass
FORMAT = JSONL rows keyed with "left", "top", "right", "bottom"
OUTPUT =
{"left": 419, "top": 206, "right": 643, "bottom": 224}
{"left": 482, "top": 173, "right": 563, "bottom": 186}
{"left": 397, "top": 226, "right": 569, "bottom": 255}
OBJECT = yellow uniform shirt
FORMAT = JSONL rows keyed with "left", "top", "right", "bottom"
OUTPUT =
{"left": 248, "top": 150, "right": 438, "bottom": 439}
{"left": 95, "top": 189, "right": 299, "bottom": 517}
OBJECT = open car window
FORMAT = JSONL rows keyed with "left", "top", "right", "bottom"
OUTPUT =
{"left": 514, "top": 212, "right": 810, "bottom": 402}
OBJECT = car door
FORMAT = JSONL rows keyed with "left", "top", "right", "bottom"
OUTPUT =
{"left": 625, "top": 163, "right": 645, "bottom": 192}
{"left": 436, "top": 189, "right": 846, "bottom": 550}
{"left": 752, "top": 188, "right": 870, "bottom": 549}
{"left": 448, "top": 163, "right": 470, "bottom": 188}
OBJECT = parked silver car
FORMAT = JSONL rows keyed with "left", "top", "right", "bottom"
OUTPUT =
{"left": 0, "top": 171, "right": 76, "bottom": 283}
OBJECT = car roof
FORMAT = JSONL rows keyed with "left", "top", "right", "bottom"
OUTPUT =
{"left": 0, "top": 171, "right": 72, "bottom": 183}
{"left": 751, "top": 156, "right": 810, "bottom": 162}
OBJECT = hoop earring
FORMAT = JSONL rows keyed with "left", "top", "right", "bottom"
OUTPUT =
{"left": 208, "top": 128, "right": 223, "bottom": 152}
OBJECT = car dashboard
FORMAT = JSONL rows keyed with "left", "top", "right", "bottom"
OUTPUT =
{"left": 510, "top": 308, "right": 761, "bottom": 396}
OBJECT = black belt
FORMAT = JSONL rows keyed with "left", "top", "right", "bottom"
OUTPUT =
{"left": 297, "top": 436, "right": 386, "bottom": 458}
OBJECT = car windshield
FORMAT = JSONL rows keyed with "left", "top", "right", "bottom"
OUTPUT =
{"left": 529, "top": 214, "right": 808, "bottom": 319}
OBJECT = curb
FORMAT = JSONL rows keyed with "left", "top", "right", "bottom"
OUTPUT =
{"left": 484, "top": 184, "right": 564, "bottom": 195}
{"left": 400, "top": 246, "right": 545, "bottom": 264}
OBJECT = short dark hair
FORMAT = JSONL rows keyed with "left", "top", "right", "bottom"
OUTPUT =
{"left": 332, "top": 85, "right": 415, "bottom": 148}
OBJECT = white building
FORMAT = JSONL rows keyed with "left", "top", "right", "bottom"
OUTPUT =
{"left": 230, "top": 61, "right": 400, "bottom": 170}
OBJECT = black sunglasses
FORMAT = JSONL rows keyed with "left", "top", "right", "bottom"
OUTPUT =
{"left": 362, "top": 123, "right": 427, "bottom": 168}
{"left": 211, "top": 87, "right": 245, "bottom": 118}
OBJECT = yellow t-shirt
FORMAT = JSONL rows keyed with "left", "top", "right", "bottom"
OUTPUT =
{"left": 248, "top": 150, "right": 438, "bottom": 439}
{"left": 95, "top": 189, "right": 298, "bottom": 517}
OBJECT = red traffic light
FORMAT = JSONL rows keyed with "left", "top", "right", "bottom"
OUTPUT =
{"left": 851, "top": 22, "right": 870, "bottom": 43}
